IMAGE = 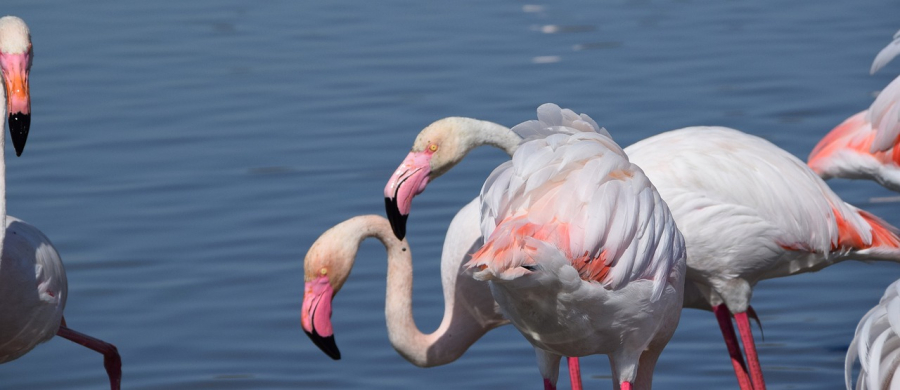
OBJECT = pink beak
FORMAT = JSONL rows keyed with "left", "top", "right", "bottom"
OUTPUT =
{"left": 383, "top": 151, "right": 432, "bottom": 240}
{"left": 0, "top": 49, "right": 31, "bottom": 156}
{"left": 302, "top": 276, "right": 340, "bottom": 360}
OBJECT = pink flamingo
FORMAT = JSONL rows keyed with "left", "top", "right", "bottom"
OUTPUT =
{"left": 467, "top": 103, "right": 686, "bottom": 390}
{"left": 809, "top": 29, "right": 900, "bottom": 191}
{"left": 381, "top": 116, "right": 586, "bottom": 388}
{"left": 845, "top": 279, "right": 900, "bottom": 390}
{"left": 301, "top": 212, "right": 510, "bottom": 367}
{"left": 0, "top": 16, "right": 121, "bottom": 389}
{"left": 626, "top": 126, "right": 900, "bottom": 390}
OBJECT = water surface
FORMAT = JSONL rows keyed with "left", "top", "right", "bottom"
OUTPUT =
{"left": 1, "top": 1, "right": 900, "bottom": 388}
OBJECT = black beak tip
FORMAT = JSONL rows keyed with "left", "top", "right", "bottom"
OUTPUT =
{"left": 384, "top": 197, "right": 408, "bottom": 241}
{"left": 304, "top": 329, "right": 341, "bottom": 360}
{"left": 8, "top": 112, "right": 30, "bottom": 157}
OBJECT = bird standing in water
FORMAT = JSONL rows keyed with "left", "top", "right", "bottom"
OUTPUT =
{"left": 468, "top": 104, "right": 686, "bottom": 390}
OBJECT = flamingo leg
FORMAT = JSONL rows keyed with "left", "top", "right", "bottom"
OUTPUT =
{"left": 735, "top": 311, "right": 766, "bottom": 390}
{"left": 713, "top": 304, "right": 753, "bottom": 390}
{"left": 567, "top": 357, "right": 583, "bottom": 390}
{"left": 544, "top": 378, "right": 556, "bottom": 390}
{"left": 56, "top": 318, "right": 122, "bottom": 390}
{"left": 620, "top": 381, "right": 633, "bottom": 390}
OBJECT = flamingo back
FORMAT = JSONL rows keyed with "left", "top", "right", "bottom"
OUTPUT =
{"left": 469, "top": 104, "right": 685, "bottom": 301}
{"left": 626, "top": 126, "right": 889, "bottom": 258}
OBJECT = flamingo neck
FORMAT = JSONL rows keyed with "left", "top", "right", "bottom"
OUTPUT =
{"left": 425, "top": 117, "right": 521, "bottom": 180}
{"left": 335, "top": 215, "right": 475, "bottom": 367}
{"left": 455, "top": 117, "right": 520, "bottom": 157}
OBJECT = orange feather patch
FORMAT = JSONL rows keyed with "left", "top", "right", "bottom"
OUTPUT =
{"left": 473, "top": 216, "right": 611, "bottom": 283}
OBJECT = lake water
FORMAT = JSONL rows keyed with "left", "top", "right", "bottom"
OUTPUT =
{"left": 1, "top": 1, "right": 899, "bottom": 389}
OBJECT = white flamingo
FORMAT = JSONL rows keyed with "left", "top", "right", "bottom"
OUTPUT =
{"left": 845, "top": 279, "right": 900, "bottom": 390}
{"left": 467, "top": 104, "right": 686, "bottom": 390}
{"left": 809, "top": 29, "right": 900, "bottom": 191}
{"left": 380, "top": 116, "right": 586, "bottom": 388}
{"left": 0, "top": 16, "right": 121, "bottom": 389}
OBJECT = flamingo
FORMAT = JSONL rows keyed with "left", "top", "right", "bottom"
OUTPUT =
{"left": 808, "top": 29, "right": 900, "bottom": 191}
{"left": 465, "top": 103, "right": 686, "bottom": 390}
{"left": 845, "top": 279, "right": 900, "bottom": 390}
{"left": 626, "top": 126, "right": 900, "bottom": 390}
{"left": 0, "top": 16, "right": 121, "bottom": 389}
{"left": 382, "top": 116, "right": 587, "bottom": 388}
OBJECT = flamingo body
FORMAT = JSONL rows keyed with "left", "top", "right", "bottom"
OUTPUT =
{"left": 626, "top": 126, "right": 900, "bottom": 390}
{"left": 0, "top": 216, "right": 66, "bottom": 362}
{"left": 626, "top": 126, "right": 900, "bottom": 311}
{"left": 468, "top": 104, "right": 686, "bottom": 389}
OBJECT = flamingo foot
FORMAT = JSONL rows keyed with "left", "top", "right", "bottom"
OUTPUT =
{"left": 567, "top": 356, "right": 583, "bottom": 390}
{"left": 735, "top": 311, "right": 767, "bottom": 390}
{"left": 713, "top": 304, "right": 753, "bottom": 390}
{"left": 544, "top": 377, "right": 556, "bottom": 390}
{"left": 57, "top": 320, "right": 122, "bottom": 390}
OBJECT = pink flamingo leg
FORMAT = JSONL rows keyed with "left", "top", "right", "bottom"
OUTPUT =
{"left": 544, "top": 378, "right": 556, "bottom": 390}
{"left": 735, "top": 311, "right": 766, "bottom": 390}
{"left": 56, "top": 318, "right": 122, "bottom": 390}
{"left": 620, "top": 381, "right": 633, "bottom": 390}
{"left": 713, "top": 304, "right": 753, "bottom": 390}
{"left": 567, "top": 357, "right": 583, "bottom": 390}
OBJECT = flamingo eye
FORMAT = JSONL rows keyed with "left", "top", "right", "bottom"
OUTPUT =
{"left": 428, "top": 144, "right": 438, "bottom": 152}
{"left": 320, "top": 268, "right": 328, "bottom": 276}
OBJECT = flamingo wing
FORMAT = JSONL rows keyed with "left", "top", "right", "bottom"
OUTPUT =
{"left": 471, "top": 103, "right": 683, "bottom": 301}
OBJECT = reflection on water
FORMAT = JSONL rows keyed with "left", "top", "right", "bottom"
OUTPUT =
{"left": 1, "top": 0, "right": 900, "bottom": 389}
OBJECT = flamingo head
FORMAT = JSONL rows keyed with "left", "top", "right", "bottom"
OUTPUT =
{"left": 0, "top": 16, "right": 31, "bottom": 156}
{"left": 301, "top": 221, "right": 363, "bottom": 360}
{"left": 384, "top": 118, "right": 475, "bottom": 240}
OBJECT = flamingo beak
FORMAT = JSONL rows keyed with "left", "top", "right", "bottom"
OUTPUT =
{"left": 302, "top": 276, "right": 340, "bottom": 360}
{"left": 1, "top": 49, "right": 31, "bottom": 157}
{"left": 384, "top": 151, "right": 432, "bottom": 240}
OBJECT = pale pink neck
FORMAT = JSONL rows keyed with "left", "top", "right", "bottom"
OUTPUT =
{"left": 335, "top": 215, "right": 474, "bottom": 367}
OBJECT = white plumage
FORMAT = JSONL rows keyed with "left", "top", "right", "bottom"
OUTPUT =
{"left": 626, "top": 126, "right": 900, "bottom": 303}
{"left": 626, "top": 126, "right": 900, "bottom": 390}
{"left": 469, "top": 104, "right": 686, "bottom": 390}
{"left": 847, "top": 279, "right": 900, "bottom": 390}
{"left": 0, "top": 217, "right": 66, "bottom": 363}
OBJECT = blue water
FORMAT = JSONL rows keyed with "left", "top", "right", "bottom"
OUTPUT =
{"left": 1, "top": 0, "right": 899, "bottom": 388}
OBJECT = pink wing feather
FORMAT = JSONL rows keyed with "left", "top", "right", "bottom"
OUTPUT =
{"left": 469, "top": 104, "right": 685, "bottom": 301}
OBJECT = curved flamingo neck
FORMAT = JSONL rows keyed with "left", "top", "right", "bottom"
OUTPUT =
{"left": 330, "top": 215, "right": 473, "bottom": 367}
{"left": 453, "top": 117, "right": 520, "bottom": 157}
